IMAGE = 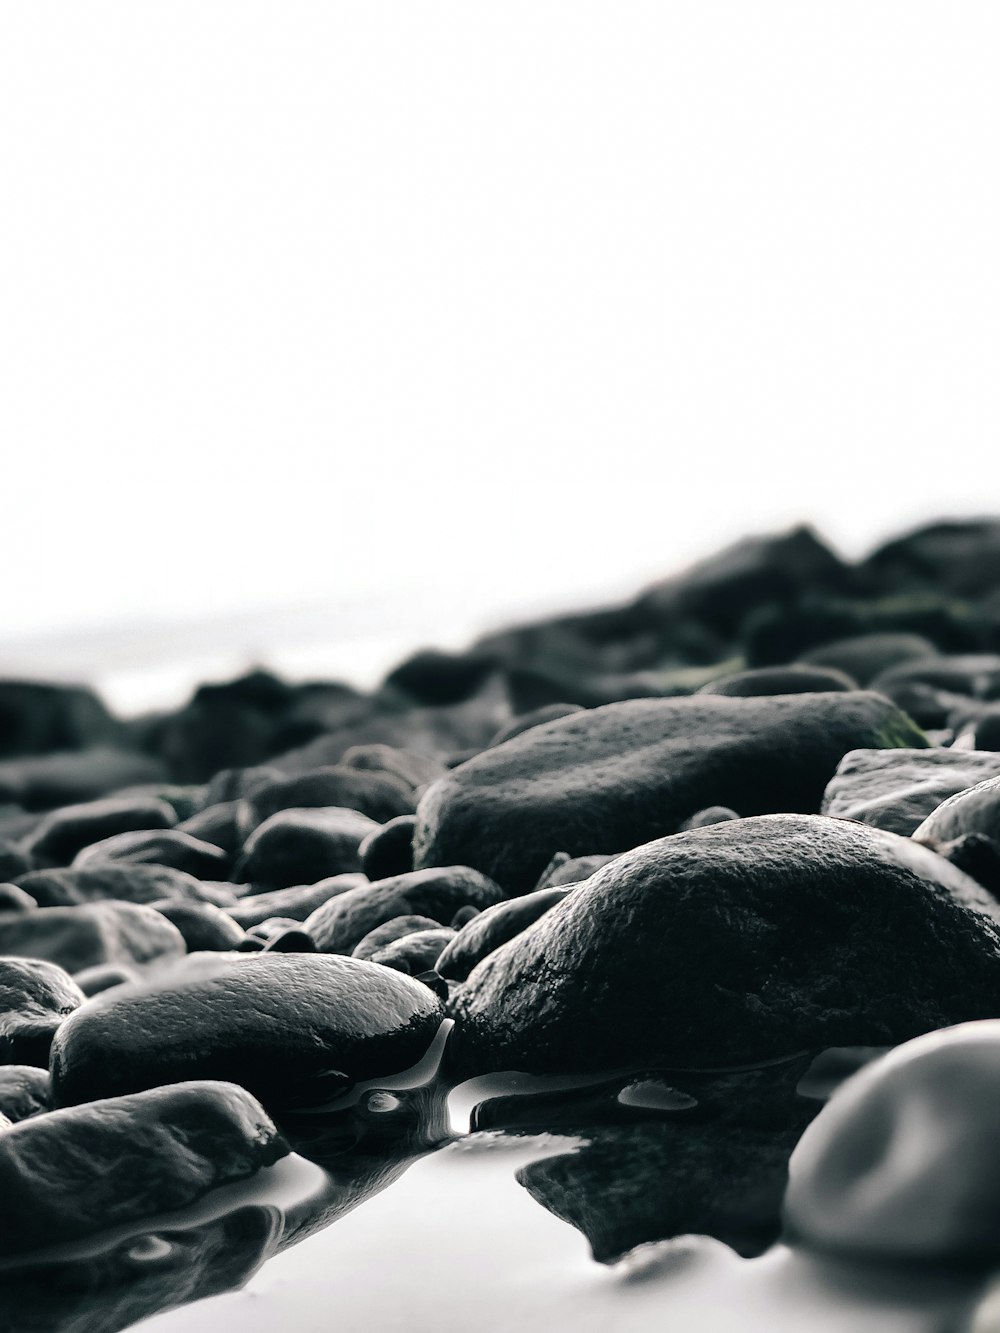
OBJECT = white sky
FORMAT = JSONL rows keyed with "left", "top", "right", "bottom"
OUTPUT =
{"left": 2, "top": 3, "right": 999, "bottom": 674}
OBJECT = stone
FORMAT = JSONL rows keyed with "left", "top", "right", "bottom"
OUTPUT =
{"left": 351, "top": 915, "right": 444, "bottom": 961}
{"left": 449, "top": 815, "right": 1000, "bottom": 1077}
{"left": 226, "top": 876, "right": 365, "bottom": 929}
{"left": 73, "top": 829, "right": 229, "bottom": 879}
{"left": 175, "top": 801, "right": 243, "bottom": 855}
{"left": 233, "top": 808, "right": 379, "bottom": 889}
{"left": 0, "top": 1080, "right": 288, "bottom": 1253}
{"left": 679, "top": 806, "right": 741, "bottom": 830}
{"left": 0, "top": 884, "right": 36, "bottom": 913}
{"left": 488, "top": 703, "right": 584, "bottom": 748}
{"left": 0, "top": 1065, "right": 51, "bottom": 1122}
{"left": 534, "top": 854, "right": 617, "bottom": 889}
{"left": 0, "top": 747, "right": 168, "bottom": 813}
{"left": 912, "top": 774, "right": 1000, "bottom": 847}
{"left": 436, "top": 888, "right": 571, "bottom": 982}
{"left": 860, "top": 518, "right": 1000, "bottom": 599}
{"left": 51, "top": 952, "right": 446, "bottom": 1109}
{"left": 798, "top": 632, "right": 939, "bottom": 686}
{"left": 242, "top": 767, "right": 413, "bottom": 832}
{"left": 696, "top": 665, "right": 856, "bottom": 696}
{"left": 821, "top": 748, "right": 1000, "bottom": 836}
{"left": 15, "top": 863, "right": 221, "bottom": 909}
{"left": 149, "top": 900, "right": 247, "bottom": 952}
{"left": 0, "top": 840, "right": 32, "bottom": 883}
{"left": 306, "top": 866, "right": 506, "bottom": 956}
{"left": 23, "top": 796, "right": 178, "bottom": 868}
{"left": 0, "top": 679, "right": 119, "bottom": 760}
{"left": 383, "top": 648, "right": 499, "bottom": 705}
{"left": 370, "top": 928, "right": 456, "bottom": 974}
{"left": 785, "top": 1021, "right": 1000, "bottom": 1261}
{"left": 337, "top": 744, "right": 447, "bottom": 796}
{"left": 0, "top": 957, "right": 85, "bottom": 1066}
{"left": 0, "top": 902, "right": 185, "bottom": 975}
{"left": 74, "top": 962, "right": 142, "bottom": 996}
{"left": 359, "top": 816, "right": 415, "bottom": 881}
{"left": 415, "top": 692, "right": 926, "bottom": 895}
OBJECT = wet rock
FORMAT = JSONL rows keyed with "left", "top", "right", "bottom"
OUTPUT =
{"left": 242, "top": 767, "right": 413, "bottom": 832}
{"left": 359, "top": 816, "right": 415, "bottom": 881}
{"left": 0, "top": 958, "right": 85, "bottom": 1066}
{"left": 0, "top": 1065, "right": 51, "bottom": 1122}
{"left": 73, "top": 828, "right": 229, "bottom": 879}
{"left": 415, "top": 692, "right": 926, "bottom": 894}
{"left": 0, "top": 902, "right": 185, "bottom": 975}
{"left": 0, "top": 1080, "right": 288, "bottom": 1254}
{"left": 149, "top": 901, "right": 247, "bottom": 952}
{"left": 679, "top": 806, "right": 741, "bottom": 830}
{"left": 798, "top": 632, "right": 940, "bottom": 686}
{"left": 306, "top": 866, "right": 505, "bottom": 955}
{"left": 226, "top": 875, "right": 365, "bottom": 930}
{"left": 51, "top": 953, "right": 445, "bottom": 1109}
{"left": 351, "top": 915, "right": 444, "bottom": 961}
{"left": 913, "top": 773, "right": 1000, "bottom": 847}
{"left": 0, "top": 747, "right": 168, "bottom": 813}
{"left": 23, "top": 796, "right": 178, "bottom": 869}
{"left": 370, "top": 927, "right": 455, "bottom": 974}
{"left": 175, "top": 801, "right": 243, "bottom": 855}
{"left": 15, "top": 863, "right": 223, "bottom": 909}
{"left": 449, "top": 814, "right": 1000, "bottom": 1077}
{"left": 74, "top": 962, "right": 142, "bottom": 996}
{"left": 821, "top": 748, "right": 1000, "bottom": 836}
{"left": 0, "top": 680, "right": 119, "bottom": 760}
{"left": 785, "top": 1021, "right": 1000, "bottom": 1261}
{"left": 0, "top": 884, "right": 37, "bottom": 913}
{"left": 488, "top": 703, "right": 585, "bottom": 748}
{"left": 233, "top": 808, "right": 379, "bottom": 889}
{"left": 0, "top": 840, "right": 32, "bottom": 883}
{"left": 697, "top": 665, "right": 856, "bottom": 696}
{"left": 436, "top": 887, "right": 571, "bottom": 981}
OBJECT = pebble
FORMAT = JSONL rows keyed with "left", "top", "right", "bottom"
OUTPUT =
{"left": 233, "top": 807, "right": 379, "bottom": 889}
{"left": 359, "top": 815, "right": 416, "bottom": 880}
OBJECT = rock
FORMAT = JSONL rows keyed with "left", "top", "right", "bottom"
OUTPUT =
{"left": 338, "top": 744, "right": 447, "bottom": 797}
{"left": 449, "top": 815, "right": 1000, "bottom": 1077}
{"left": 0, "top": 1080, "right": 288, "bottom": 1253}
{"left": 415, "top": 692, "right": 926, "bottom": 895}
{"left": 679, "top": 806, "right": 741, "bottom": 830}
{"left": 233, "top": 808, "right": 379, "bottom": 889}
{"left": 798, "top": 632, "right": 940, "bottom": 686}
{"left": 260, "top": 926, "right": 317, "bottom": 954}
{"left": 488, "top": 704, "right": 584, "bottom": 748}
{"left": 202, "top": 765, "right": 283, "bottom": 806}
{"left": 149, "top": 901, "right": 247, "bottom": 952}
{"left": 359, "top": 816, "right": 415, "bottom": 881}
{"left": 74, "top": 962, "right": 142, "bottom": 996}
{"left": 534, "top": 854, "right": 617, "bottom": 889}
{"left": 0, "top": 902, "right": 185, "bottom": 975}
{"left": 351, "top": 915, "right": 444, "bottom": 961}
{"left": 383, "top": 648, "right": 499, "bottom": 705}
{"left": 0, "top": 747, "right": 168, "bottom": 813}
{"left": 50, "top": 953, "right": 445, "bottom": 1109}
{"left": 151, "top": 670, "right": 295, "bottom": 783}
{"left": 860, "top": 518, "right": 1000, "bottom": 599}
{"left": 226, "top": 876, "right": 365, "bottom": 929}
{"left": 23, "top": 796, "right": 178, "bottom": 868}
{"left": 72, "top": 828, "right": 229, "bottom": 879}
{"left": 0, "top": 957, "right": 85, "bottom": 1066}
{"left": 15, "top": 863, "right": 222, "bottom": 908}
{"left": 370, "top": 928, "right": 455, "bottom": 974}
{"left": 785, "top": 1021, "right": 1000, "bottom": 1261}
{"left": 697, "top": 665, "right": 856, "bottom": 696}
{"left": 912, "top": 774, "right": 1000, "bottom": 847}
{"left": 436, "top": 888, "right": 571, "bottom": 981}
{"left": 0, "top": 679, "right": 119, "bottom": 760}
{"left": 242, "top": 767, "right": 413, "bottom": 832}
{"left": 0, "top": 1065, "right": 51, "bottom": 1122}
{"left": 306, "top": 866, "right": 505, "bottom": 956}
{"left": 872, "top": 654, "right": 1000, "bottom": 707}
{"left": 175, "top": 801, "right": 243, "bottom": 855}
{"left": 821, "top": 748, "right": 1000, "bottom": 836}
{"left": 0, "top": 840, "right": 32, "bottom": 883}
{"left": 0, "top": 884, "right": 36, "bottom": 913}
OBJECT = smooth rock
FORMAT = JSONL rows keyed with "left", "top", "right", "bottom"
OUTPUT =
{"left": 175, "top": 801, "right": 243, "bottom": 855}
{"left": 0, "top": 840, "right": 32, "bottom": 883}
{"left": 351, "top": 915, "right": 443, "bottom": 961}
{"left": 241, "top": 767, "right": 413, "bottom": 833}
{"left": 0, "top": 884, "right": 37, "bottom": 913}
{"left": 0, "top": 902, "right": 185, "bottom": 975}
{"left": 359, "top": 816, "right": 416, "bottom": 881}
{"left": 821, "top": 748, "right": 1000, "bottom": 836}
{"left": 798, "top": 632, "right": 939, "bottom": 686}
{"left": 0, "top": 747, "right": 167, "bottom": 813}
{"left": 436, "top": 887, "right": 571, "bottom": 981}
{"left": 697, "top": 665, "right": 856, "bottom": 696}
{"left": 149, "top": 900, "right": 247, "bottom": 952}
{"left": 74, "top": 962, "right": 142, "bottom": 996}
{"left": 226, "top": 876, "right": 365, "bottom": 929}
{"left": 73, "top": 828, "right": 229, "bottom": 879}
{"left": 233, "top": 808, "right": 378, "bottom": 889}
{"left": 913, "top": 774, "right": 1000, "bottom": 847}
{"left": 679, "top": 806, "right": 741, "bottom": 830}
{"left": 24, "top": 796, "right": 178, "bottom": 868}
{"left": 370, "top": 928, "right": 455, "bottom": 974}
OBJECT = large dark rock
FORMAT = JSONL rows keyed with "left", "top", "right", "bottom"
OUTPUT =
{"left": 0, "top": 902, "right": 185, "bottom": 975}
{"left": 449, "top": 815, "right": 1000, "bottom": 1077}
{"left": 306, "top": 866, "right": 505, "bottom": 955}
{"left": 150, "top": 900, "right": 247, "bottom": 952}
{"left": 359, "top": 815, "right": 415, "bottom": 881}
{"left": 821, "top": 748, "right": 1000, "bottom": 836}
{"left": 50, "top": 952, "right": 445, "bottom": 1109}
{"left": 415, "top": 692, "right": 926, "bottom": 894}
{"left": 0, "top": 680, "right": 119, "bottom": 760}
{"left": 233, "top": 808, "right": 378, "bottom": 889}
{"left": 697, "top": 665, "right": 856, "bottom": 696}
{"left": 23, "top": 796, "right": 178, "bottom": 868}
{"left": 0, "top": 957, "right": 85, "bottom": 1066}
{"left": 0, "top": 1080, "right": 287, "bottom": 1254}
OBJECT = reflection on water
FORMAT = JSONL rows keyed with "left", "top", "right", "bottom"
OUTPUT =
{"left": 0, "top": 1032, "right": 993, "bottom": 1333}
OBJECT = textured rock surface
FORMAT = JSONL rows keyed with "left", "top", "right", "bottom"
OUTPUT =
{"left": 821, "top": 748, "right": 1000, "bottom": 836}
{"left": 0, "top": 1064, "right": 51, "bottom": 1122}
{"left": 416, "top": 693, "right": 926, "bottom": 893}
{"left": 0, "top": 957, "right": 85, "bottom": 1066}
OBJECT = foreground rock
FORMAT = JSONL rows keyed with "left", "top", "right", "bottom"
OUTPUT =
{"left": 0, "top": 958, "right": 85, "bottom": 1066}
{"left": 415, "top": 693, "right": 926, "bottom": 893}
{"left": 785, "top": 1022, "right": 1000, "bottom": 1261}
{"left": 0, "top": 902, "right": 185, "bottom": 975}
{"left": 449, "top": 815, "right": 1000, "bottom": 1077}
{"left": 0, "top": 1080, "right": 287, "bottom": 1254}
{"left": 821, "top": 748, "right": 1000, "bottom": 836}
{"left": 51, "top": 952, "right": 445, "bottom": 1108}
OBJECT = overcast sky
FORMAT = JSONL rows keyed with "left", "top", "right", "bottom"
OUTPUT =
{"left": 2, "top": 3, "right": 999, "bottom": 694}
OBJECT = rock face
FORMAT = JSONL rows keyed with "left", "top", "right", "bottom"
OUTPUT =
{"left": 0, "top": 1080, "right": 287, "bottom": 1254}
{"left": 449, "top": 815, "right": 1000, "bottom": 1077}
{"left": 415, "top": 693, "right": 926, "bottom": 894}
{"left": 0, "top": 958, "right": 85, "bottom": 1066}
{"left": 821, "top": 749, "right": 1000, "bottom": 837}
{"left": 785, "top": 1022, "right": 1000, "bottom": 1261}
{"left": 0, "top": 902, "right": 186, "bottom": 975}
{"left": 50, "top": 952, "right": 445, "bottom": 1109}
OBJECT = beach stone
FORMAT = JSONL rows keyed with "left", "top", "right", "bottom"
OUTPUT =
{"left": 175, "top": 801, "right": 243, "bottom": 855}
{"left": 262, "top": 927, "right": 317, "bottom": 953}
{"left": 233, "top": 808, "right": 378, "bottom": 889}
{"left": 785, "top": 1021, "right": 1000, "bottom": 1261}
{"left": 679, "top": 806, "right": 741, "bottom": 830}
{"left": 0, "top": 957, "right": 85, "bottom": 1066}
{"left": 697, "top": 665, "right": 856, "bottom": 696}
{"left": 242, "top": 767, "right": 412, "bottom": 832}
{"left": 23, "top": 796, "right": 178, "bottom": 868}
{"left": 306, "top": 866, "right": 505, "bottom": 956}
{"left": 436, "top": 888, "right": 571, "bottom": 982}
{"left": 370, "top": 928, "right": 456, "bottom": 974}
{"left": 913, "top": 774, "right": 1000, "bottom": 848}
{"left": 449, "top": 814, "right": 1000, "bottom": 1077}
{"left": 226, "top": 876, "right": 365, "bottom": 929}
{"left": 488, "top": 704, "right": 585, "bottom": 748}
{"left": 15, "top": 863, "right": 221, "bottom": 909}
{"left": 415, "top": 692, "right": 926, "bottom": 894}
{"left": 383, "top": 648, "right": 499, "bottom": 705}
{"left": 149, "top": 900, "right": 246, "bottom": 952}
{"left": 798, "top": 632, "right": 939, "bottom": 686}
{"left": 0, "top": 1080, "right": 288, "bottom": 1254}
{"left": 0, "top": 902, "right": 185, "bottom": 975}
{"left": 861, "top": 518, "right": 1000, "bottom": 599}
{"left": 338, "top": 744, "right": 447, "bottom": 797}
{"left": 73, "top": 828, "right": 229, "bottom": 879}
{"left": 74, "top": 962, "right": 142, "bottom": 996}
{"left": 0, "top": 747, "right": 168, "bottom": 813}
{"left": 534, "top": 853, "right": 617, "bottom": 889}
{"left": 351, "top": 915, "right": 443, "bottom": 961}
{"left": 872, "top": 654, "right": 1000, "bottom": 705}
{"left": 51, "top": 952, "right": 446, "bottom": 1109}
{"left": 821, "top": 748, "right": 1000, "bottom": 836}
{"left": 202, "top": 765, "right": 283, "bottom": 807}
{"left": 0, "top": 884, "right": 37, "bottom": 913}
{"left": 360, "top": 816, "right": 415, "bottom": 881}
{"left": 0, "top": 1065, "right": 51, "bottom": 1121}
